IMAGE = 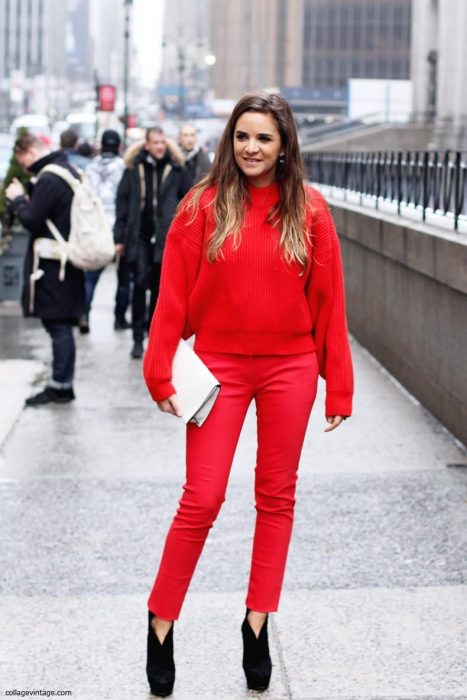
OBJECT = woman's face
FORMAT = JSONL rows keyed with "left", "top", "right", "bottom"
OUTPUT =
{"left": 233, "top": 111, "right": 283, "bottom": 188}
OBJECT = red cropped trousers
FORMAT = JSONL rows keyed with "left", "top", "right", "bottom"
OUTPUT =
{"left": 147, "top": 350, "right": 319, "bottom": 620}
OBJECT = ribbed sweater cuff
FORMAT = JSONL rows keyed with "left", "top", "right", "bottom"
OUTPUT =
{"left": 148, "top": 380, "right": 176, "bottom": 403}
{"left": 325, "top": 390, "right": 353, "bottom": 418}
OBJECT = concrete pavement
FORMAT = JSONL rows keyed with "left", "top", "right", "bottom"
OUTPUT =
{"left": 0, "top": 266, "right": 466, "bottom": 700}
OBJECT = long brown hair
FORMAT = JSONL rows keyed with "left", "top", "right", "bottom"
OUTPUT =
{"left": 185, "top": 92, "right": 311, "bottom": 268}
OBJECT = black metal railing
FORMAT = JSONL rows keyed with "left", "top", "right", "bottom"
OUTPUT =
{"left": 302, "top": 150, "right": 467, "bottom": 231}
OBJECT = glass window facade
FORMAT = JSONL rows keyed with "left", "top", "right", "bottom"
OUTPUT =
{"left": 302, "top": 0, "right": 412, "bottom": 89}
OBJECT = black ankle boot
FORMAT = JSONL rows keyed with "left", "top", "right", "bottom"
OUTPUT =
{"left": 241, "top": 609, "right": 272, "bottom": 691}
{"left": 146, "top": 612, "right": 175, "bottom": 697}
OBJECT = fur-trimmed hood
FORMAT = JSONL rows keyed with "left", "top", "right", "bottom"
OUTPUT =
{"left": 123, "top": 137, "right": 185, "bottom": 169}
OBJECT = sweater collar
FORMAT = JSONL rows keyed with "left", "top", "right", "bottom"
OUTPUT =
{"left": 246, "top": 181, "right": 280, "bottom": 208}
{"left": 28, "top": 149, "right": 68, "bottom": 174}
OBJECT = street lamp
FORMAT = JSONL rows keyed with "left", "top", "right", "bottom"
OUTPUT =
{"left": 203, "top": 54, "right": 216, "bottom": 113}
{"left": 178, "top": 47, "right": 186, "bottom": 120}
{"left": 427, "top": 50, "right": 438, "bottom": 124}
{"left": 123, "top": 0, "right": 133, "bottom": 145}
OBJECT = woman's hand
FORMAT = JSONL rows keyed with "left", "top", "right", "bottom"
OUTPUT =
{"left": 157, "top": 394, "right": 183, "bottom": 418}
{"left": 324, "top": 415, "right": 346, "bottom": 432}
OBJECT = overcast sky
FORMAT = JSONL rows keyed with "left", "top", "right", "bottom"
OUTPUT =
{"left": 132, "top": 0, "right": 165, "bottom": 87}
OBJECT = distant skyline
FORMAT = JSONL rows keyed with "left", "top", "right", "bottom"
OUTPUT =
{"left": 133, "top": 0, "right": 164, "bottom": 87}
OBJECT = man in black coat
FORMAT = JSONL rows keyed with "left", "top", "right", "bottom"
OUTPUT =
{"left": 178, "top": 123, "right": 211, "bottom": 186}
{"left": 114, "top": 127, "right": 191, "bottom": 359}
{"left": 6, "top": 133, "right": 85, "bottom": 406}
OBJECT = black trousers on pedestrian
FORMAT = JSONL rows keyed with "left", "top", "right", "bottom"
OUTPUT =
{"left": 129, "top": 240, "right": 162, "bottom": 341}
{"left": 115, "top": 260, "right": 131, "bottom": 323}
{"left": 84, "top": 268, "right": 105, "bottom": 314}
{"left": 41, "top": 319, "right": 75, "bottom": 388}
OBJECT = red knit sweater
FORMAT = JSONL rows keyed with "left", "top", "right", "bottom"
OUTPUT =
{"left": 143, "top": 182, "right": 354, "bottom": 416}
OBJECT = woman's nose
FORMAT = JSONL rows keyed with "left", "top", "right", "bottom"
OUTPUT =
{"left": 245, "top": 139, "right": 259, "bottom": 153}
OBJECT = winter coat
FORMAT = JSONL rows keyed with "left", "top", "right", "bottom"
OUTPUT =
{"left": 182, "top": 146, "right": 211, "bottom": 186}
{"left": 11, "top": 150, "right": 85, "bottom": 320}
{"left": 114, "top": 139, "right": 191, "bottom": 264}
{"left": 85, "top": 153, "right": 124, "bottom": 228}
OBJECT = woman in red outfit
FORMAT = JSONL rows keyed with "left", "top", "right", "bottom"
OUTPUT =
{"left": 143, "top": 92, "right": 353, "bottom": 696}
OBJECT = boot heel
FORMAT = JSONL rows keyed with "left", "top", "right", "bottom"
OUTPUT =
{"left": 241, "top": 610, "right": 272, "bottom": 691}
{"left": 146, "top": 612, "right": 175, "bottom": 697}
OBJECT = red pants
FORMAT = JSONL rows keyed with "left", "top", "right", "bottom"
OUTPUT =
{"left": 148, "top": 351, "right": 319, "bottom": 620}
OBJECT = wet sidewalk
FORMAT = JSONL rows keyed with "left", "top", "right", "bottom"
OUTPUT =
{"left": 1, "top": 266, "right": 466, "bottom": 700}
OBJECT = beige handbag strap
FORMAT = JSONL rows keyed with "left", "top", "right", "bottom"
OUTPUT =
{"left": 44, "top": 219, "right": 68, "bottom": 282}
{"left": 29, "top": 237, "right": 65, "bottom": 313}
{"left": 39, "top": 163, "right": 81, "bottom": 191}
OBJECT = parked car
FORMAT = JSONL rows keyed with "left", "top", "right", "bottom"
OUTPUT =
{"left": 9, "top": 113, "right": 51, "bottom": 138}
{"left": 65, "top": 112, "right": 97, "bottom": 142}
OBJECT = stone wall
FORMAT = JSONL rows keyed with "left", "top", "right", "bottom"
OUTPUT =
{"left": 330, "top": 199, "right": 467, "bottom": 447}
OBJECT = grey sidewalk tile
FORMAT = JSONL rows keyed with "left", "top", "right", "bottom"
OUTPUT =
{"left": 1, "top": 470, "right": 466, "bottom": 597}
{"left": 287, "top": 469, "right": 467, "bottom": 591}
{"left": 2, "top": 589, "right": 463, "bottom": 700}
{"left": 0, "top": 359, "right": 45, "bottom": 446}
{"left": 283, "top": 697, "right": 466, "bottom": 699}
{"left": 0, "top": 402, "right": 186, "bottom": 479}
{"left": 275, "top": 588, "right": 467, "bottom": 699}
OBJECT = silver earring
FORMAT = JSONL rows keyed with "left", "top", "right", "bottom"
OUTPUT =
{"left": 279, "top": 153, "right": 285, "bottom": 165}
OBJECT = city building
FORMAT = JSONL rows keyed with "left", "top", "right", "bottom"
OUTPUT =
{"left": 66, "top": 0, "right": 93, "bottom": 83}
{"left": 299, "top": 0, "right": 412, "bottom": 114}
{"left": 159, "top": 0, "right": 213, "bottom": 117}
{"left": 0, "top": 0, "right": 67, "bottom": 124}
{"left": 90, "top": 0, "right": 124, "bottom": 88}
{"left": 1, "top": 0, "right": 51, "bottom": 83}
{"left": 0, "top": 0, "right": 96, "bottom": 125}
{"left": 208, "top": 0, "right": 302, "bottom": 101}
{"left": 205, "top": 0, "right": 412, "bottom": 116}
{"left": 302, "top": 0, "right": 411, "bottom": 89}
{"left": 411, "top": 0, "right": 467, "bottom": 142}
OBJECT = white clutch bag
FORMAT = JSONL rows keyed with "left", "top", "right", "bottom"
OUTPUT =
{"left": 172, "top": 339, "right": 221, "bottom": 427}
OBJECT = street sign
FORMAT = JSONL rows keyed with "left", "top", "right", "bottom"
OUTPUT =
{"left": 98, "top": 84, "right": 116, "bottom": 112}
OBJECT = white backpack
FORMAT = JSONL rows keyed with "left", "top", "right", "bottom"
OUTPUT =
{"left": 39, "top": 164, "right": 115, "bottom": 278}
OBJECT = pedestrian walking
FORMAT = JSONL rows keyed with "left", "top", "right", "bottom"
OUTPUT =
{"left": 178, "top": 123, "right": 211, "bottom": 186}
{"left": 80, "top": 129, "right": 125, "bottom": 333}
{"left": 142, "top": 92, "right": 354, "bottom": 696}
{"left": 114, "top": 127, "right": 191, "bottom": 359}
{"left": 5, "top": 133, "right": 85, "bottom": 406}
{"left": 59, "top": 128, "right": 91, "bottom": 171}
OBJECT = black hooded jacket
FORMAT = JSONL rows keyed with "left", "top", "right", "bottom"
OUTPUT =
{"left": 11, "top": 150, "right": 85, "bottom": 320}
